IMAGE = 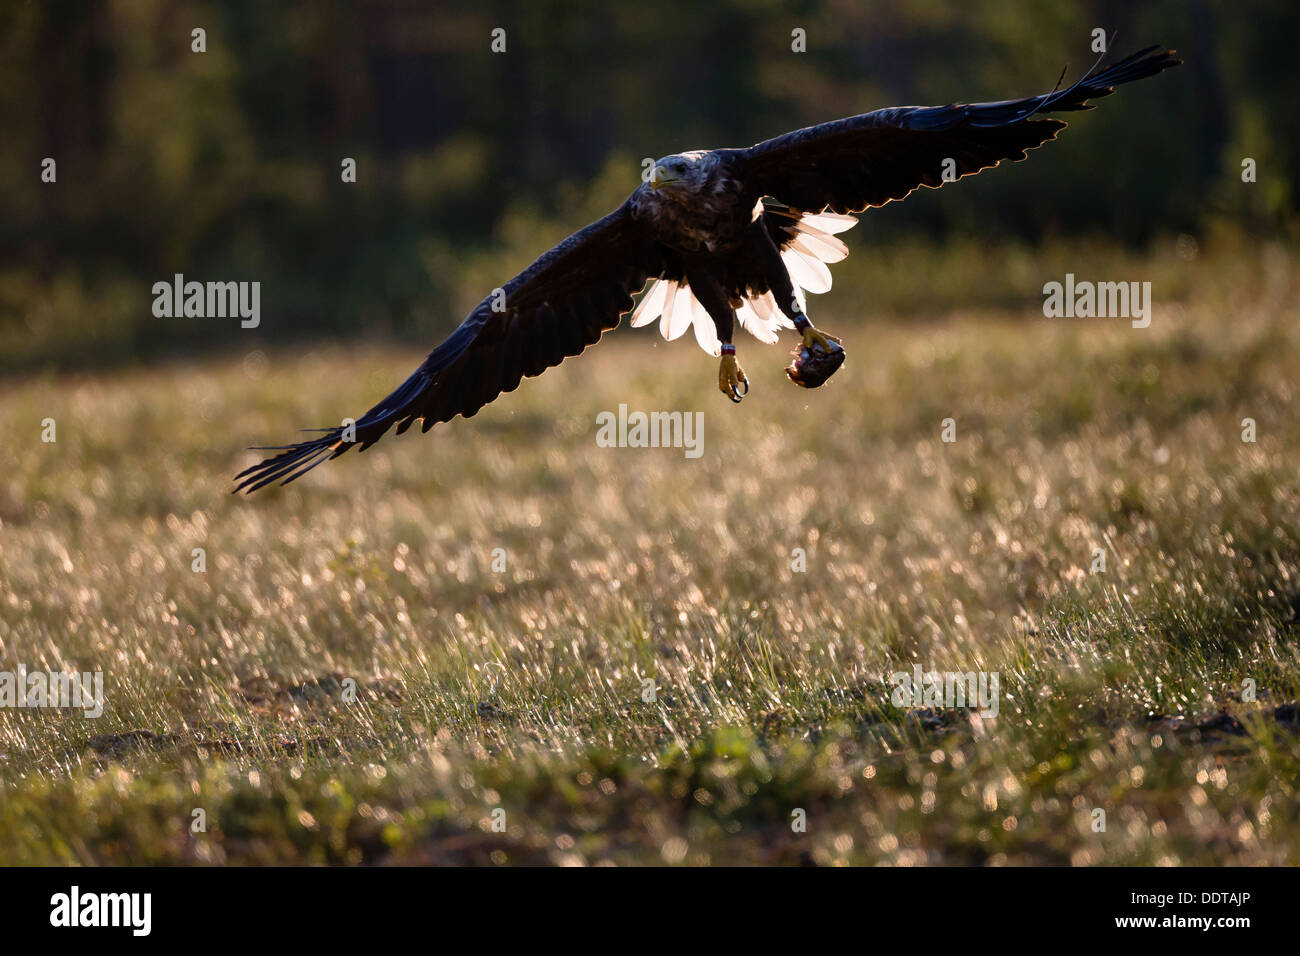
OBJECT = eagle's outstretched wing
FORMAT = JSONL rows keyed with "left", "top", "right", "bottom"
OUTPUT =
{"left": 235, "top": 203, "right": 665, "bottom": 492}
{"left": 738, "top": 45, "right": 1180, "bottom": 214}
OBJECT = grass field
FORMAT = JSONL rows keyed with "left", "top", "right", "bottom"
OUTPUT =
{"left": 1, "top": 239, "right": 1297, "bottom": 865}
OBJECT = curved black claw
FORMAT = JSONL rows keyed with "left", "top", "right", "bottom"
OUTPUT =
{"left": 719, "top": 354, "right": 748, "bottom": 404}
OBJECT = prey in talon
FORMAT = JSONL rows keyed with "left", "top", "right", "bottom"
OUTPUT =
{"left": 787, "top": 323, "right": 846, "bottom": 389}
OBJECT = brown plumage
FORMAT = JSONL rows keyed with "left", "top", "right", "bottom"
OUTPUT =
{"left": 235, "top": 45, "right": 1178, "bottom": 492}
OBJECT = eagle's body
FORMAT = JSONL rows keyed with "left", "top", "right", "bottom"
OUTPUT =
{"left": 236, "top": 46, "right": 1179, "bottom": 492}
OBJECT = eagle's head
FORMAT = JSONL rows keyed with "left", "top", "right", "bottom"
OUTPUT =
{"left": 647, "top": 151, "right": 710, "bottom": 197}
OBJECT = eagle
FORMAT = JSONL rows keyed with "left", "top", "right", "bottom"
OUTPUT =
{"left": 236, "top": 45, "right": 1178, "bottom": 492}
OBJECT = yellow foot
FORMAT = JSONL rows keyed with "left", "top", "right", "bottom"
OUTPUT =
{"left": 801, "top": 326, "right": 842, "bottom": 353}
{"left": 718, "top": 353, "right": 750, "bottom": 403}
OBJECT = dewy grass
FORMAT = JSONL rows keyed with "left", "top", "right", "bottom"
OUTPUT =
{"left": 0, "top": 240, "right": 1297, "bottom": 864}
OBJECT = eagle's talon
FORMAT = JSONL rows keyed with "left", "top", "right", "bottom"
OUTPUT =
{"left": 801, "top": 326, "right": 841, "bottom": 353}
{"left": 719, "top": 353, "right": 747, "bottom": 403}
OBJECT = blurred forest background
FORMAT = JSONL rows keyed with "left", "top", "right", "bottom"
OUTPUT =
{"left": 1, "top": 0, "right": 1295, "bottom": 373}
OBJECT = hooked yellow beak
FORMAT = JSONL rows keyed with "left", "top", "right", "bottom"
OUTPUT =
{"left": 650, "top": 164, "right": 681, "bottom": 191}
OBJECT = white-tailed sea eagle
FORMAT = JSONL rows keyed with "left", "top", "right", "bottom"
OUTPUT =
{"left": 236, "top": 45, "right": 1178, "bottom": 492}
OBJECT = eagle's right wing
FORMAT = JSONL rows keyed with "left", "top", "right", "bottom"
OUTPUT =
{"left": 738, "top": 46, "right": 1179, "bottom": 215}
{"left": 235, "top": 201, "right": 667, "bottom": 492}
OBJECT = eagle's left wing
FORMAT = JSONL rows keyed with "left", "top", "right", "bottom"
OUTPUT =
{"left": 737, "top": 46, "right": 1179, "bottom": 215}
{"left": 235, "top": 201, "right": 666, "bottom": 492}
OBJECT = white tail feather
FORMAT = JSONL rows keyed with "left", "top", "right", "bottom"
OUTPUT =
{"left": 631, "top": 279, "right": 669, "bottom": 327}
{"left": 747, "top": 291, "right": 792, "bottom": 328}
{"left": 735, "top": 301, "right": 781, "bottom": 343}
{"left": 692, "top": 297, "right": 721, "bottom": 354}
{"left": 663, "top": 283, "right": 695, "bottom": 341}
{"left": 656, "top": 280, "right": 679, "bottom": 338}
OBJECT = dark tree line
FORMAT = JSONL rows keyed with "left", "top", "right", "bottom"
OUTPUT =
{"left": 1, "top": 0, "right": 1294, "bottom": 369}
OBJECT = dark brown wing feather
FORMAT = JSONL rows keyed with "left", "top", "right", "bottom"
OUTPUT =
{"left": 235, "top": 201, "right": 665, "bottom": 492}
{"left": 741, "top": 46, "right": 1180, "bottom": 214}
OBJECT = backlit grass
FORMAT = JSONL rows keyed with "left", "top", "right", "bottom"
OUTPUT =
{"left": 1, "top": 239, "right": 1297, "bottom": 865}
